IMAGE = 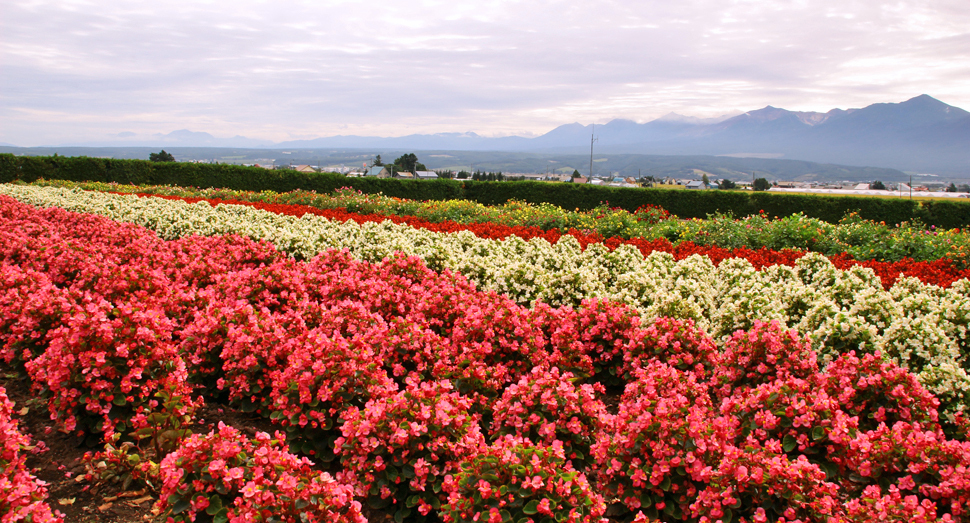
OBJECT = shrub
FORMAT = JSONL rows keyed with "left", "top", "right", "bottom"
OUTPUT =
{"left": 0, "top": 265, "right": 72, "bottom": 371}
{"left": 690, "top": 445, "right": 841, "bottom": 523}
{"left": 490, "top": 366, "right": 608, "bottom": 468}
{"left": 591, "top": 361, "right": 730, "bottom": 520}
{"left": 336, "top": 379, "right": 486, "bottom": 522}
{"left": 0, "top": 387, "right": 63, "bottom": 522}
{"left": 818, "top": 351, "right": 940, "bottom": 432}
{"left": 156, "top": 423, "right": 365, "bottom": 523}
{"left": 432, "top": 294, "right": 549, "bottom": 408}
{"left": 621, "top": 316, "right": 720, "bottom": 380}
{"left": 715, "top": 319, "right": 818, "bottom": 398}
{"left": 844, "top": 485, "right": 949, "bottom": 523}
{"left": 25, "top": 296, "right": 195, "bottom": 443}
{"left": 267, "top": 323, "right": 399, "bottom": 461}
{"left": 441, "top": 436, "right": 606, "bottom": 523}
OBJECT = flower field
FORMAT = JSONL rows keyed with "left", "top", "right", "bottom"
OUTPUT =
{"left": 2, "top": 184, "right": 970, "bottom": 522}
{"left": 30, "top": 179, "right": 970, "bottom": 267}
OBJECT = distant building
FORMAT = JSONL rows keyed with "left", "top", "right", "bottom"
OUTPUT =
{"left": 415, "top": 171, "right": 439, "bottom": 180}
{"left": 293, "top": 165, "right": 316, "bottom": 173}
{"left": 685, "top": 180, "right": 707, "bottom": 189}
{"left": 364, "top": 166, "right": 390, "bottom": 178}
{"left": 395, "top": 171, "right": 414, "bottom": 179}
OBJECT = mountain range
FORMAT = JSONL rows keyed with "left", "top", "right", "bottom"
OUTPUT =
{"left": 27, "top": 95, "right": 970, "bottom": 175}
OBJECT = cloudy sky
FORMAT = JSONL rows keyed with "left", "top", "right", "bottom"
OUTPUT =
{"left": 2, "top": 0, "right": 969, "bottom": 146}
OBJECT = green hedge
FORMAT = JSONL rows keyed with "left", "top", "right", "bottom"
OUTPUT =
{"left": 1, "top": 154, "right": 968, "bottom": 227}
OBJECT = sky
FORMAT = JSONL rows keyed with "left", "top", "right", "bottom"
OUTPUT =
{"left": 2, "top": 0, "right": 969, "bottom": 146}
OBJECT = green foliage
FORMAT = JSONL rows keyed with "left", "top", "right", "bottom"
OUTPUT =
{"left": 392, "top": 153, "right": 426, "bottom": 173}
{"left": 753, "top": 177, "right": 771, "bottom": 191}
{"left": 149, "top": 150, "right": 176, "bottom": 162}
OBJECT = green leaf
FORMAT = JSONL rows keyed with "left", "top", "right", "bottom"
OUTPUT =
{"left": 783, "top": 434, "right": 797, "bottom": 453}
{"left": 523, "top": 500, "right": 540, "bottom": 515}
{"left": 812, "top": 426, "right": 826, "bottom": 441}
{"left": 660, "top": 476, "right": 671, "bottom": 491}
{"left": 171, "top": 497, "right": 191, "bottom": 515}
{"left": 722, "top": 508, "right": 734, "bottom": 523}
{"left": 206, "top": 495, "right": 224, "bottom": 516}
{"left": 394, "top": 506, "right": 412, "bottom": 523}
{"left": 368, "top": 494, "right": 392, "bottom": 510}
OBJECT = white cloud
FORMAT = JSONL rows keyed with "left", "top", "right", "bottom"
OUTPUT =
{"left": 1, "top": 0, "right": 968, "bottom": 145}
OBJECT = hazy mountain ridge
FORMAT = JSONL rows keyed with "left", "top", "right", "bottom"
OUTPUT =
{"left": 16, "top": 95, "right": 970, "bottom": 175}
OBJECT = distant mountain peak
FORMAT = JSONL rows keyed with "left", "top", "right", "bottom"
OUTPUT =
{"left": 730, "top": 106, "right": 834, "bottom": 126}
{"left": 656, "top": 112, "right": 738, "bottom": 125}
{"left": 158, "top": 129, "right": 217, "bottom": 141}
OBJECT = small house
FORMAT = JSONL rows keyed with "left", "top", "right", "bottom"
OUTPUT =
{"left": 365, "top": 166, "right": 390, "bottom": 178}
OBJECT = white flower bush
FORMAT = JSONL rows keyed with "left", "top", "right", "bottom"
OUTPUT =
{"left": 4, "top": 184, "right": 969, "bottom": 419}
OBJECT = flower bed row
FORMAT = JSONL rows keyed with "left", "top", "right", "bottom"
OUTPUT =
{"left": 3, "top": 184, "right": 970, "bottom": 420}
{"left": 126, "top": 191, "right": 970, "bottom": 289}
{"left": 2, "top": 195, "right": 970, "bottom": 521}
{"left": 32, "top": 179, "right": 970, "bottom": 267}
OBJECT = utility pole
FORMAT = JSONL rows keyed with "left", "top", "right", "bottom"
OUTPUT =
{"left": 588, "top": 124, "right": 597, "bottom": 184}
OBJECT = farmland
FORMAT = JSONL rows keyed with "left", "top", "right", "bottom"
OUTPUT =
{"left": 2, "top": 181, "right": 970, "bottom": 523}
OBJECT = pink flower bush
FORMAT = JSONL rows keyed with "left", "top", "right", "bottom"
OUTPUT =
{"left": 715, "top": 319, "right": 818, "bottom": 397}
{"left": 0, "top": 265, "right": 72, "bottom": 371}
{"left": 591, "top": 361, "right": 733, "bottom": 519}
{"left": 25, "top": 295, "right": 195, "bottom": 440}
{"left": 441, "top": 435, "right": 606, "bottom": 523}
{"left": 690, "top": 444, "right": 841, "bottom": 523}
{"left": 266, "top": 322, "right": 399, "bottom": 460}
{"left": 490, "top": 366, "right": 608, "bottom": 467}
{"left": 546, "top": 299, "right": 643, "bottom": 385}
{"left": 622, "top": 316, "right": 720, "bottom": 380}
{"left": 819, "top": 350, "right": 940, "bottom": 431}
{"left": 828, "top": 420, "right": 970, "bottom": 515}
{"left": 336, "top": 379, "right": 486, "bottom": 521}
{"left": 157, "top": 423, "right": 365, "bottom": 523}
{"left": 844, "top": 484, "right": 953, "bottom": 522}
{"left": 719, "top": 376, "right": 837, "bottom": 460}
{"left": 432, "top": 292, "right": 551, "bottom": 408}
{"left": 0, "top": 386, "right": 62, "bottom": 522}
